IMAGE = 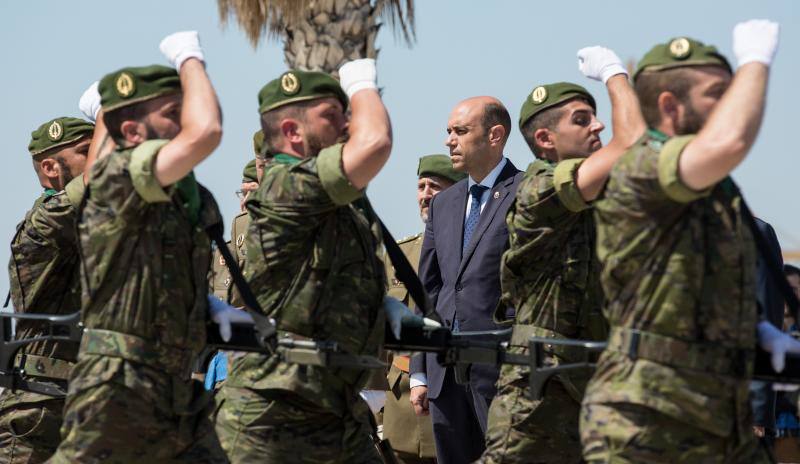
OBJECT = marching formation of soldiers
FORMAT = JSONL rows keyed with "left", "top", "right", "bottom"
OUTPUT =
{"left": 0, "top": 16, "right": 795, "bottom": 464}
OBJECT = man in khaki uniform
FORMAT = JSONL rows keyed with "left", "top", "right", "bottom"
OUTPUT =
{"left": 383, "top": 154, "right": 465, "bottom": 464}
{"left": 1, "top": 117, "right": 93, "bottom": 464}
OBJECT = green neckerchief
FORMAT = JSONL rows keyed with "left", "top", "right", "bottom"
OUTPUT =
{"left": 647, "top": 127, "right": 669, "bottom": 142}
{"left": 43, "top": 188, "right": 58, "bottom": 197}
{"left": 272, "top": 153, "right": 302, "bottom": 166}
{"left": 176, "top": 171, "right": 201, "bottom": 226}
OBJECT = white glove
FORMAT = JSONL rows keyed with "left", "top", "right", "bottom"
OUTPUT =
{"left": 78, "top": 81, "right": 101, "bottom": 123}
{"left": 159, "top": 31, "right": 205, "bottom": 70}
{"left": 338, "top": 58, "right": 378, "bottom": 99}
{"left": 577, "top": 46, "right": 627, "bottom": 84}
{"left": 758, "top": 320, "right": 800, "bottom": 372}
{"left": 207, "top": 295, "right": 254, "bottom": 342}
{"left": 359, "top": 390, "right": 386, "bottom": 414}
{"left": 383, "top": 296, "right": 441, "bottom": 340}
{"left": 733, "top": 19, "right": 780, "bottom": 67}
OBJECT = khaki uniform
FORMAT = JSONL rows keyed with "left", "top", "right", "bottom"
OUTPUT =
{"left": 1, "top": 178, "right": 84, "bottom": 463}
{"left": 580, "top": 130, "right": 770, "bottom": 463}
{"left": 382, "top": 233, "right": 436, "bottom": 464}
{"left": 483, "top": 158, "right": 606, "bottom": 464}
{"left": 215, "top": 146, "right": 385, "bottom": 463}
{"left": 51, "top": 140, "right": 226, "bottom": 463}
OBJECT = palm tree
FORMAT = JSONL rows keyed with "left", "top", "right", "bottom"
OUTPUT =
{"left": 217, "top": 0, "right": 415, "bottom": 75}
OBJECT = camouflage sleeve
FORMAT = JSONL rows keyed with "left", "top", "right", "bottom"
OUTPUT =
{"left": 317, "top": 143, "right": 363, "bottom": 206}
{"left": 657, "top": 134, "right": 713, "bottom": 203}
{"left": 553, "top": 158, "right": 590, "bottom": 213}
{"left": 508, "top": 162, "right": 575, "bottom": 260}
{"left": 64, "top": 176, "right": 86, "bottom": 207}
{"left": 129, "top": 139, "right": 172, "bottom": 204}
{"left": 27, "top": 193, "right": 78, "bottom": 247}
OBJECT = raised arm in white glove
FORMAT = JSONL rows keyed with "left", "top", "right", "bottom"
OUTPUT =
{"left": 159, "top": 31, "right": 205, "bottom": 71}
{"left": 78, "top": 81, "right": 101, "bottom": 123}
{"left": 758, "top": 320, "right": 800, "bottom": 373}
{"left": 733, "top": 19, "right": 780, "bottom": 68}
{"left": 577, "top": 46, "right": 627, "bottom": 84}
{"left": 207, "top": 295, "right": 254, "bottom": 343}
{"left": 338, "top": 58, "right": 378, "bottom": 99}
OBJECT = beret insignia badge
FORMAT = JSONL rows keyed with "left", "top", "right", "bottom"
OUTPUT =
{"left": 281, "top": 72, "right": 300, "bottom": 95}
{"left": 531, "top": 86, "right": 548, "bottom": 105}
{"left": 47, "top": 121, "right": 63, "bottom": 141}
{"left": 669, "top": 38, "right": 691, "bottom": 60}
{"left": 116, "top": 72, "right": 135, "bottom": 98}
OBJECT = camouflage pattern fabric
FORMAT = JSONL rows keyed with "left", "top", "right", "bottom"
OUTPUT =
{"left": 1, "top": 177, "right": 86, "bottom": 463}
{"left": 581, "top": 402, "right": 771, "bottom": 463}
{"left": 217, "top": 145, "right": 386, "bottom": 461}
{"left": 581, "top": 129, "right": 766, "bottom": 462}
{"left": 50, "top": 354, "right": 226, "bottom": 464}
{"left": 215, "top": 386, "right": 381, "bottom": 463}
{"left": 210, "top": 244, "right": 233, "bottom": 302}
{"left": 381, "top": 233, "right": 436, "bottom": 462}
{"left": 228, "top": 211, "right": 250, "bottom": 308}
{"left": 51, "top": 139, "right": 225, "bottom": 462}
{"left": 0, "top": 395, "right": 63, "bottom": 464}
{"left": 483, "top": 158, "right": 606, "bottom": 464}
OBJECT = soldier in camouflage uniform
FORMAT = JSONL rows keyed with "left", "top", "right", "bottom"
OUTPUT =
{"left": 481, "top": 46, "right": 645, "bottom": 464}
{"left": 382, "top": 154, "right": 465, "bottom": 464}
{"left": 215, "top": 60, "right": 393, "bottom": 463}
{"left": 580, "top": 21, "right": 790, "bottom": 463}
{"left": 1, "top": 118, "right": 93, "bottom": 464}
{"left": 50, "top": 31, "right": 228, "bottom": 463}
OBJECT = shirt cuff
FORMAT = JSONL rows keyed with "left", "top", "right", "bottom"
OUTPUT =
{"left": 317, "top": 143, "right": 363, "bottom": 206}
{"left": 657, "top": 134, "right": 712, "bottom": 203}
{"left": 409, "top": 373, "right": 428, "bottom": 388}
{"left": 130, "top": 139, "right": 171, "bottom": 203}
{"left": 553, "top": 158, "right": 590, "bottom": 213}
{"left": 359, "top": 390, "right": 386, "bottom": 414}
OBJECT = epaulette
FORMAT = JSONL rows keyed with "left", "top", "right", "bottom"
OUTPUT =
{"left": 397, "top": 232, "right": 422, "bottom": 245}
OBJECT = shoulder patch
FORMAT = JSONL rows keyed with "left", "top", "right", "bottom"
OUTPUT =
{"left": 397, "top": 232, "right": 423, "bottom": 244}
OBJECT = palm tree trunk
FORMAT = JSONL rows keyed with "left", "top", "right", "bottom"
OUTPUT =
{"left": 283, "top": 0, "right": 379, "bottom": 74}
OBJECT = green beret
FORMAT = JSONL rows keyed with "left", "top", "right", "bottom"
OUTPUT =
{"left": 417, "top": 154, "right": 466, "bottom": 184}
{"left": 242, "top": 159, "right": 258, "bottom": 183}
{"left": 518, "top": 82, "right": 596, "bottom": 128}
{"left": 253, "top": 130, "right": 265, "bottom": 157}
{"left": 633, "top": 37, "right": 732, "bottom": 81}
{"left": 99, "top": 65, "right": 180, "bottom": 113}
{"left": 258, "top": 70, "right": 348, "bottom": 114}
{"left": 28, "top": 117, "right": 94, "bottom": 156}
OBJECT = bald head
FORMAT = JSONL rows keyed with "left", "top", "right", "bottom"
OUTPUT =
{"left": 445, "top": 96, "right": 510, "bottom": 181}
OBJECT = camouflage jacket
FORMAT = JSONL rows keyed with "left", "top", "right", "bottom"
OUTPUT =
{"left": 8, "top": 177, "right": 85, "bottom": 362}
{"left": 502, "top": 158, "right": 605, "bottom": 342}
{"left": 78, "top": 140, "right": 221, "bottom": 370}
{"left": 227, "top": 146, "right": 386, "bottom": 413}
{"left": 584, "top": 129, "right": 757, "bottom": 437}
{"left": 208, "top": 211, "right": 249, "bottom": 306}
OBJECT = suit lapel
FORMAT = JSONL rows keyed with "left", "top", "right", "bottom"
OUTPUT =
{"left": 458, "top": 161, "right": 517, "bottom": 277}
{"left": 446, "top": 181, "right": 468, "bottom": 272}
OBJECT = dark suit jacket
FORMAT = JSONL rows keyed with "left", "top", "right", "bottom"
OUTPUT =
{"left": 410, "top": 159, "right": 523, "bottom": 399}
{"left": 751, "top": 217, "right": 784, "bottom": 430}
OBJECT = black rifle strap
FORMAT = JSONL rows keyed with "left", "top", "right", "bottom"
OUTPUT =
{"left": 739, "top": 195, "right": 800, "bottom": 322}
{"left": 3, "top": 292, "right": 9, "bottom": 308}
{"left": 205, "top": 221, "right": 265, "bottom": 316}
{"left": 379, "top": 220, "right": 439, "bottom": 322}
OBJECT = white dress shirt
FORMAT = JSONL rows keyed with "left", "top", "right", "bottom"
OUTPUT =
{"left": 410, "top": 157, "right": 508, "bottom": 389}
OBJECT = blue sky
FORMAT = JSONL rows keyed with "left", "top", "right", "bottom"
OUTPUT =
{"left": 1, "top": 0, "right": 799, "bottom": 293}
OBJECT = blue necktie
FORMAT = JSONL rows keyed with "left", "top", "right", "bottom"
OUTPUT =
{"left": 463, "top": 184, "right": 488, "bottom": 253}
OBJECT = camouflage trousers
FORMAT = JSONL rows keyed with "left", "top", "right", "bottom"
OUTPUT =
{"left": 482, "top": 364, "right": 583, "bottom": 464}
{"left": 0, "top": 391, "right": 63, "bottom": 464}
{"left": 215, "top": 385, "right": 382, "bottom": 463}
{"left": 48, "top": 354, "right": 227, "bottom": 464}
{"left": 580, "top": 402, "right": 774, "bottom": 464}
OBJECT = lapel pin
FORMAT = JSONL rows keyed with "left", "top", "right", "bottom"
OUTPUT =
{"left": 493, "top": 191, "right": 500, "bottom": 199}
